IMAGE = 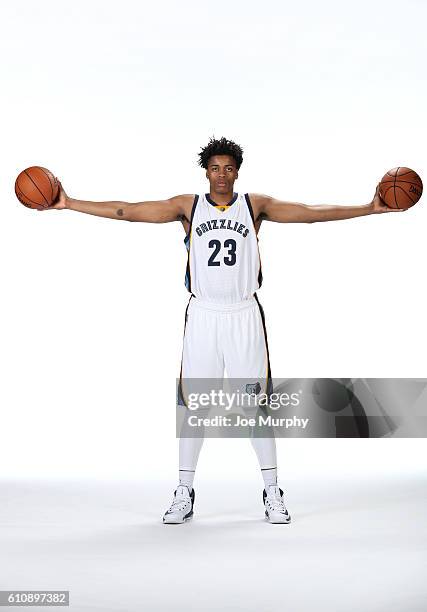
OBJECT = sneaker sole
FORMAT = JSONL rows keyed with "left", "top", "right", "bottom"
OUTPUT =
{"left": 163, "top": 512, "right": 194, "bottom": 525}
{"left": 265, "top": 511, "right": 291, "bottom": 524}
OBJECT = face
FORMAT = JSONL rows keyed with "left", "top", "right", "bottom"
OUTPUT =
{"left": 206, "top": 155, "right": 238, "bottom": 195}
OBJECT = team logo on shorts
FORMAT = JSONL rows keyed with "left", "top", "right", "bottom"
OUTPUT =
{"left": 246, "top": 382, "right": 261, "bottom": 395}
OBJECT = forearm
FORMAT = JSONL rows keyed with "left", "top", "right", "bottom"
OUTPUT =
{"left": 258, "top": 194, "right": 376, "bottom": 223}
{"left": 65, "top": 197, "right": 129, "bottom": 220}
{"left": 64, "top": 196, "right": 184, "bottom": 222}
{"left": 307, "top": 202, "right": 374, "bottom": 223}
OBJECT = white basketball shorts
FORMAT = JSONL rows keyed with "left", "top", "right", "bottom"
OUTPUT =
{"left": 177, "top": 294, "right": 273, "bottom": 408}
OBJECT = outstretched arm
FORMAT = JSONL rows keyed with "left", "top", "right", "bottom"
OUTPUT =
{"left": 45, "top": 181, "right": 192, "bottom": 223}
{"left": 252, "top": 184, "right": 405, "bottom": 224}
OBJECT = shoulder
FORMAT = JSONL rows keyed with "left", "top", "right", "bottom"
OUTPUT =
{"left": 246, "top": 193, "right": 273, "bottom": 219}
{"left": 247, "top": 193, "right": 272, "bottom": 205}
{"left": 169, "top": 194, "right": 198, "bottom": 222}
{"left": 169, "top": 194, "right": 197, "bottom": 205}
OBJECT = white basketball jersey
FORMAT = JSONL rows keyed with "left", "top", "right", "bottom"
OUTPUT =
{"left": 184, "top": 193, "right": 263, "bottom": 303}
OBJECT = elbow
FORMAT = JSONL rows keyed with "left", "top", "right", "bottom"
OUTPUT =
{"left": 122, "top": 204, "right": 139, "bottom": 222}
{"left": 305, "top": 212, "right": 317, "bottom": 224}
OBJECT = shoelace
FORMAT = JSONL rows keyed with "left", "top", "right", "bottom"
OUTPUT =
{"left": 266, "top": 489, "right": 287, "bottom": 513}
{"left": 167, "top": 489, "right": 191, "bottom": 513}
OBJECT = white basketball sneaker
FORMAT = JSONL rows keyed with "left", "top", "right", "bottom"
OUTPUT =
{"left": 263, "top": 485, "right": 291, "bottom": 524}
{"left": 162, "top": 485, "right": 195, "bottom": 524}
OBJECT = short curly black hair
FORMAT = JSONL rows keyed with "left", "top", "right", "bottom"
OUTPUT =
{"left": 198, "top": 136, "right": 243, "bottom": 170}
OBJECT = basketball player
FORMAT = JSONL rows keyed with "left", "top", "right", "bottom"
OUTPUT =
{"left": 45, "top": 137, "right": 402, "bottom": 524}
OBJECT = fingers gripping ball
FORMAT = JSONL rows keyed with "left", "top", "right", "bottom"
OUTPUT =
{"left": 379, "top": 167, "right": 423, "bottom": 210}
{"left": 15, "top": 166, "right": 59, "bottom": 209}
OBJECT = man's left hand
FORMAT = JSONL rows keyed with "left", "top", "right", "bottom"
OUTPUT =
{"left": 370, "top": 183, "right": 407, "bottom": 214}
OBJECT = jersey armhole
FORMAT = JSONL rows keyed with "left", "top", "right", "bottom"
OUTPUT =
{"left": 184, "top": 195, "right": 199, "bottom": 244}
{"left": 244, "top": 193, "right": 256, "bottom": 224}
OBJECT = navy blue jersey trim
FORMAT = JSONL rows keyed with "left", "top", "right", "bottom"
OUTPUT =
{"left": 177, "top": 294, "right": 194, "bottom": 408}
{"left": 254, "top": 293, "right": 273, "bottom": 398}
{"left": 184, "top": 195, "right": 199, "bottom": 293}
{"left": 244, "top": 193, "right": 255, "bottom": 223}
{"left": 184, "top": 194, "right": 199, "bottom": 245}
{"left": 205, "top": 192, "right": 238, "bottom": 207}
{"left": 245, "top": 193, "right": 263, "bottom": 288}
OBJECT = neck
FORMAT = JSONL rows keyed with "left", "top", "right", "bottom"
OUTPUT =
{"left": 209, "top": 189, "right": 234, "bottom": 204}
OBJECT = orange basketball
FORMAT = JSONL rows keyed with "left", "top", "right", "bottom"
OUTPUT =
{"left": 15, "top": 166, "right": 59, "bottom": 209}
{"left": 379, "top": 167, "right": 423, "bottom": 209}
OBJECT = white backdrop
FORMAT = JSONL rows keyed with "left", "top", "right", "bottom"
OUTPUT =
{"left": 1, "top": 0, "right": 426, "bottom": 481}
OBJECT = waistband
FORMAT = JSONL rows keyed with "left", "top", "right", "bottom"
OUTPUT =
{"left": 189, "top": 294, "right": 257, "bottom": 312}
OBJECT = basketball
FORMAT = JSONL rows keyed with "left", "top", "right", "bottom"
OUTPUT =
{"left": 379, "top": 167, "right": 423, "bottom": 209}
{"left": 15, "top": 166, "right": 59, "bottom": 209}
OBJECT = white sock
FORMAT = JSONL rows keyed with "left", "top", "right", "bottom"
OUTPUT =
{"left": 179, "top": 470, "right": 195, "bottom": 492}
{"left": 249, "top": 436, "right": 278, "bottom": 489}
{"left": 178, "top": 436, "right": 204, "bottom": 492}
{"left": 261, "top": 467, "right": 278, "bottom": 490}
